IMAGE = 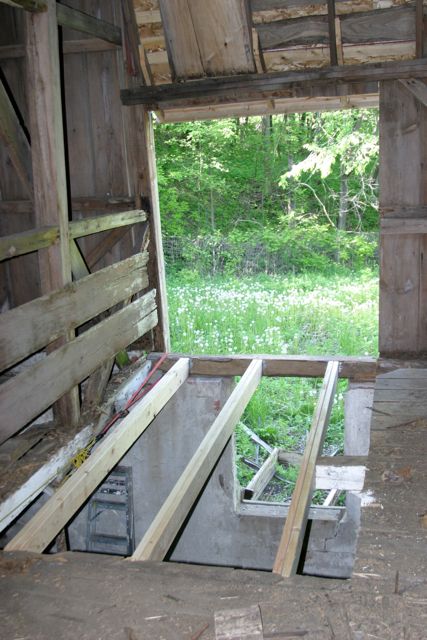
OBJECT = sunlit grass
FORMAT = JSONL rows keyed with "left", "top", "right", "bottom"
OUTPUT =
{"left": 167, "top": 269, "right": 379, "bottom": 501}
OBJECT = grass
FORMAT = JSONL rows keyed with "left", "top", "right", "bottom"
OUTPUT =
{"left": 167, "top": 268, "right": 379, "bottom": 502}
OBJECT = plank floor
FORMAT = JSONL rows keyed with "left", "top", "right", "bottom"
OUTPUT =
{"left": 1, "top": 364, "right": 427, "bottom": 639}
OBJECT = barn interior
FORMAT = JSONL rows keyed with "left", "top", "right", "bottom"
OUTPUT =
{"left": 0, "top": 1, "right": 427, "bottom": 638}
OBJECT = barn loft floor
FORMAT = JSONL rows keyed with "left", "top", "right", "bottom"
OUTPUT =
{"left": 1, "top": 363, "right": 427, "bottom": 638}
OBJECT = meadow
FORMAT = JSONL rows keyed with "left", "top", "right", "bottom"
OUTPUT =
{"left": 167, "top": 269, "right": 379, "bottom": 499}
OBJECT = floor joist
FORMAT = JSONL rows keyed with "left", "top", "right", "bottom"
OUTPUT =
{"left": 5, "top": 358, "right": 190, "bottom": 553}
{"left": 131, "top": 358, "right": 263, "bottom": 562}
{"left": 273, "top": 361, "right": 339, "bottom": 577}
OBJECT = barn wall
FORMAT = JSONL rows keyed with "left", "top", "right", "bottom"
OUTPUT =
{"left": 379, "top": 79, "right": 427, "bottom": 355}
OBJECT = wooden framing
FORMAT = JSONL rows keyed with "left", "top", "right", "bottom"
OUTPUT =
{"left": 56, "top": 3, "right": 121, "bottom": 46}
{"left": 0, "top": 210, "right": 147, "bottom": 261}
{"left": 131, "top": 359, "right": 263, "bottom": 562}
{"left": 0, "top": 290, "right": 157, "bottom": 444}
{"left": 0, "top": 252, "right": 149, "bottom": 371}
{"left": 273, "top": 361, "right": 339, "bottom": 577}
{"left": 121, "top": 59, "right": 427, "bottom": 110}
{"left": 243, "top": 447, "right": 279, "bottom": 500}
{"left": 5, "top": 358, "right": 190, "bottom": 553}
{"left": 0, "top": 77, "right": 32, "bottom": 195}
{"left": 148, "top": 353, "right": 377, "bottom": 381}
{"left": 24, "top": 0, "right": 81, "bottom": 427}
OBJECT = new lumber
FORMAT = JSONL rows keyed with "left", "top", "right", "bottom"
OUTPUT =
{"left": 243, "top": 447, "right": 279, "bottom": 500}
{"left": 0, "top": 291, "right": 157, "bottom": 444}
{"left": 0, "top": 252, "right": 149, "bottom": 371}
{"left": 148, "top": 353, "right": 377, "bottom": 381}
{"left": 5, "top": 359, "right": 190, "bottom": 553}
{"left": 121, "top": 60, "right": 427, "bottom": 109}
{"left": 131, "top": 359, "right": 263, "bottom": 562}
{"left": 0, "top": 78, "right": 32, "bottom": 195}
{"left": 273, "top": 361, "right": 339, "bottom": 577}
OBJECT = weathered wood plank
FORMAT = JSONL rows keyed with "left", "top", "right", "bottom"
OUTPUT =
{"left": 327, "top": 0, "right": 338, "bottom": 66}
{"left": 237, "top": 500, "right": 344, "bottom": 522}
{"left": 399, "top": 78, "right": 427, "bottom": 108}
{"left": 379, "top": 80, "right": 426, "bottom": 355}
{"left": 159, "top": 0, "right": 255, "bottom": 80}
{"left": 131, "top": 359, "right": 263, "bottom": 562}
{"left": 0, "top": 210, "right": 147, "bottom": 262}
{"left": 0, "top": 290, "right": 157, "bottom": 444}
{"left": 148, "top": 353, "right": 377, "bottom": 380}
{"left": 25, "top": 0, "right": 79, "bottom": 427}
{"left": 141, "top": 110, "right": 170, "bottom": 352}
{"left": 158, "top": 0, "right": 204, "bottom": 80}
{"left": 214, "top": 605, "right": 263, "bottom": 640}
{"left": 56, "top": 3, "right": 121, "bottom": 46}
{"left": 0, "top": 252, "right": 149, "bottom": 371}
{"left": 0, "top": 225, "right": 58, "bottom": 261}
{"left": 0, "top": 78, "right": 32, "bottom": 195}
{"left": 380, "top": 218, "right": 427, "bottom": 235}
{"left": 244, "top": 448, "right": 279, "bottom": 500}
{"left": 273, "top": 361, "right": 339, "bottom": 577}
{"left": 5, "top": 358, "right": 190, "bottom": 553}
{"left": 256, "top": 6, "right": 414, "bottom": 51}
{"left": 69, "top": 209, "right": 147, "bottom": 239}
{"left": 121, "top": 59, "right": 427, "bottom": 109}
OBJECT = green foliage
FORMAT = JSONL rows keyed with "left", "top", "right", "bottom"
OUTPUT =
{"left": 155, "top": 109, "right": 379, "bottom": 239}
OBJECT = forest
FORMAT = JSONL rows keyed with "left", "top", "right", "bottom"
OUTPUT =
{"left": 154, "top": 109, "right": 379, "bottom": 275}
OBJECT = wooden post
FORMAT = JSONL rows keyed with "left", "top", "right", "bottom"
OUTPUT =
{"left": 25, "top": 0, "right": 80, "bottom": 426}
{"left": 379, "top": 79, "right": 427, "bottom": 355}
{"left": 119, "top": 4, "right": 170, "bottom": 352}
{"left": 273, "top": 361, "right": 339, "bottom": 577}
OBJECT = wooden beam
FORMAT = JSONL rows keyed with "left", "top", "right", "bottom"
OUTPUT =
{"left": 0, "top": 210, "right": 147, "bottom": 262}
{"left": 25, "top": 0, "right": 79, "bottom": 427}
{"left": 380, "top": 217, "right": 427, "bottom": 235}
{"left": 243, "top": 447, "right": 279, "bottom": 500}
{"left": 327, "top": 0, "right": 338, "bottom": 66}
{"left": 0, "top": 39, "right": 119, "bottom": 60}
{"left": 131, "top": 359, "right": 263, "bottom": 562}
{"left": 0, "top": 78, "right": 32, "bottom": 195}
{"left": 399, "top": 78, "right": 427, "bottom": 108}
{"left": 0, "top": 252, "right": 148, "bottom": 371}
{"left": 0, "top": 225, "right": 58, "bottom": 261}
{"left": 56, "top": 3, "right": 122, "bottom": 46}
{"left": 0, "top": 0, "right": 46, "bottom": 10}
{"left": 121, "top": 59, "right": 427, "bottom": 109}
{"left": 238, "top": 500, "right": 344, "bottom": 522}
{"left": 69, "top": 209, "right": 147, "bottom": 239}
{"left": 5, "top": 358, "right": 190, "bottom": 553}
{"left": 142, "top": 110, "right": 170, "bottom": 352}
{"left": 0, "top": 196, "right": 135, "bottom": 215}
{"left": 148, "top": 353, "right": 377, "bottom": 381}
{"left": 85, "top": 226, "right": 131, "bottom": 270}
{"left": 273, "top": 361, "right": 339, "bottom": 577}
{"left": 0, "top": 291, "right": 157, "bottom": 444}
{"left": 416, "top": 0, "right": 425, "bottom": 58}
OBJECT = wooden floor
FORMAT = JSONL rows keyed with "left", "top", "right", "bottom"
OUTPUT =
{"left": 1, "top": 364, "right": 427, "bottom": 639}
